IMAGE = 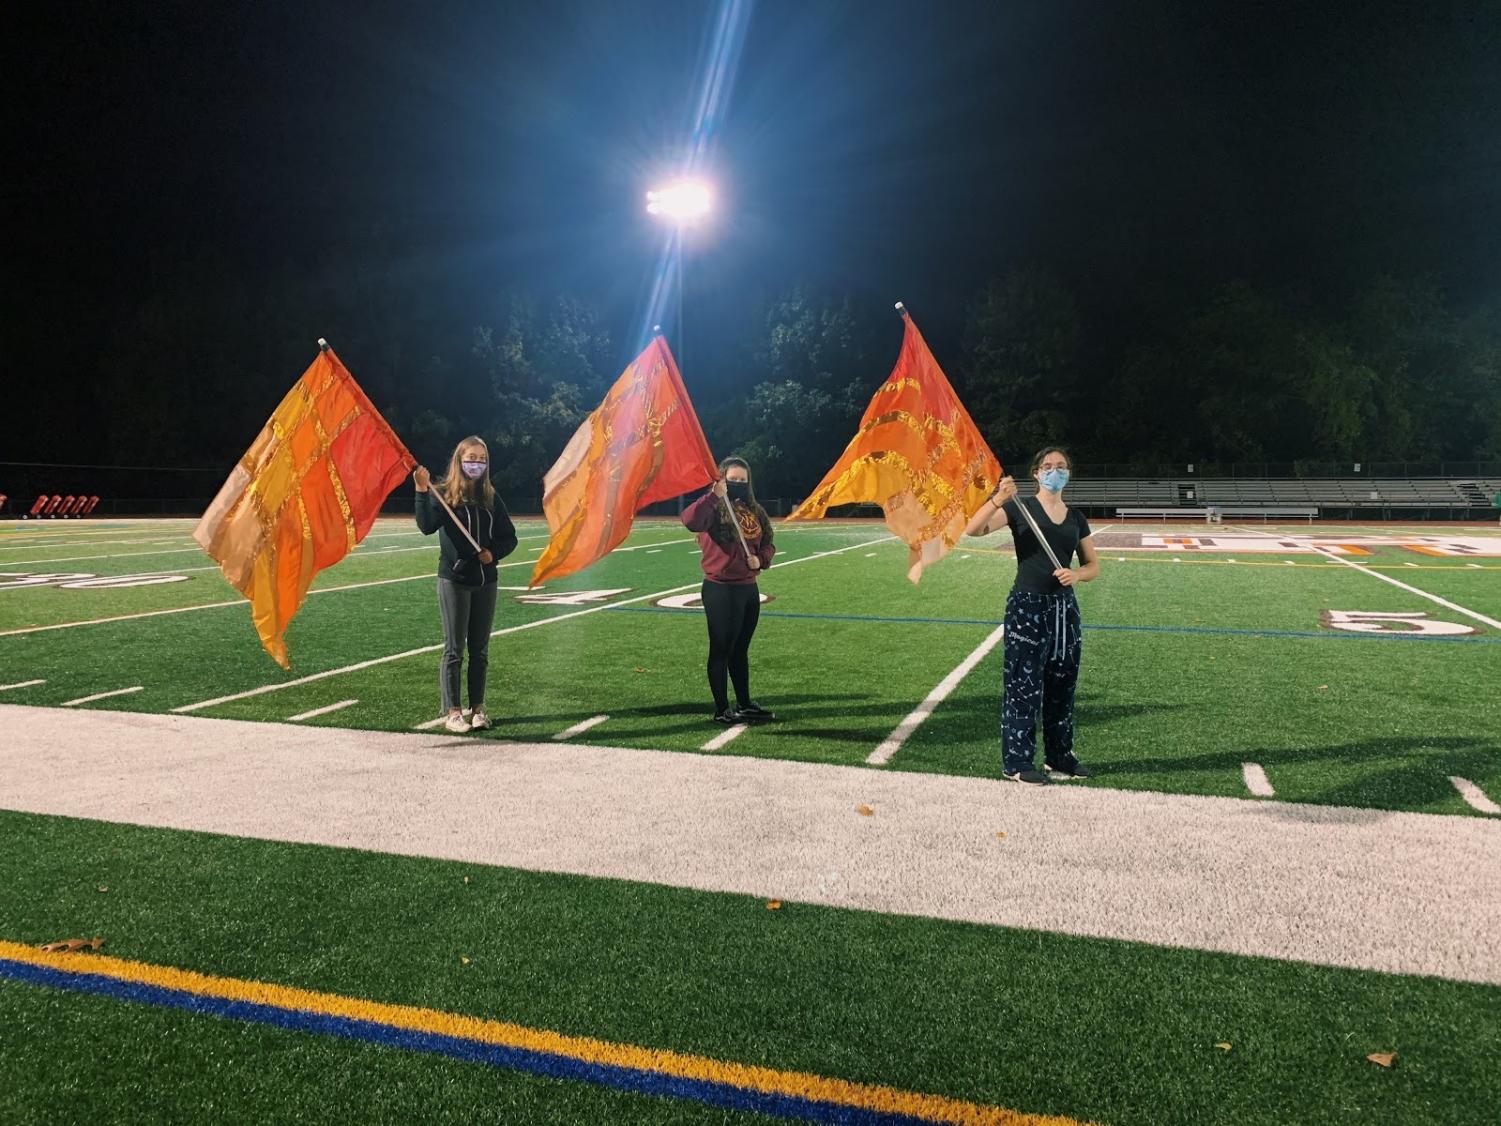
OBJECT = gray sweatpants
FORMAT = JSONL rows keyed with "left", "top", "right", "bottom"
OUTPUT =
{"left": 437, "top": 578, "right": 498, "bottom": 711}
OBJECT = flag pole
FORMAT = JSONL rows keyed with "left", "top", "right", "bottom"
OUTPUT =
{"left": 1013, "top": 490, "right": 1065, "bottom": 572}
{"left": 654, "top": 322, "right": 756, "bottom": 568}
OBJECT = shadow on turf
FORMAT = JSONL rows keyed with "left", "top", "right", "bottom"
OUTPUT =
{"left": 457, "top": 693, "right": 884, "bottom": 742}
{"left": 1126, "top": 735, "right": 1501, "bottom": 816}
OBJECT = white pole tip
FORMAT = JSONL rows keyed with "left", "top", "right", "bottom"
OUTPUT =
{"left": 317, "top": 338, "right": 328, "bottom": 349}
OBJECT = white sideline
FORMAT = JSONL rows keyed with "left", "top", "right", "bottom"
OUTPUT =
{"left": 171, "top": 536, "right": 898, "bottom": 714}
{"left": 5, "top": 704, "right": 1499, "bottom": 986}
{"left": 1450, "top": 776, "right": 1500, "bottom": 815}
{"left": 0, "top": 679, "right": 46, "bottom": 691}
{"left": 288, "top": 699, "right": 359, "bottom": 722}
{"left": 553, "top": 715, "right": 609, "bottom": 741}
{"left": 1242, "top": 762, "right": 1275, "bottom": 797}
{"left": 867, "top": 624, "right": 1007, "bottom": 765}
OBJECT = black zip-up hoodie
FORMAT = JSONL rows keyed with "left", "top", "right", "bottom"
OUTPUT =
{"left": 414, "top": 489, "right": 519, "bottom": 587}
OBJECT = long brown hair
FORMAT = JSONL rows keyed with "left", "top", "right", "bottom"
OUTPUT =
{"left": 711, "top": 456, "right": 771, "bottom": 546}
{"left": 440, "top": 435, "right": 496, "bottom": 509}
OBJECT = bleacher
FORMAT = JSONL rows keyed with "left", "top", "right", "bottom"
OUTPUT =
{"left": 1100, "top": 478, "right": 1501, "bottom": 520}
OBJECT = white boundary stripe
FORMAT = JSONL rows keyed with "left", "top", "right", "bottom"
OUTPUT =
{"left": 287, "top": 699, "right": 359, "bottom": 722}
{"left": 0, "top": 679, "right": 46, "bottom": 691}
{"left": 172, "top": 535, "right": 897, "bottom": 715}
{"left": 867, "top": 623, "right": 1007, "bottom": 765}
{"left": 0, "top": 537, "right": 699, "bottom": 637}
{"left": 0, "top": 529, "right": 557, "bottom": 568}
{"left": 701, "top": 723, "right": 748, "bottom": 751}
{"left": 1242, "top": 762, "right": 1275, "bottom": 797}
{"left": 1449, "top": 776, "right": 1500, "bottom": 815}
{"left": 61, "top": 686, "right": 144, "bottom": 707}
{"left": 413, "top": 715, "right": 452, "bottom": 730}
{"left": 553, "top": 715, "right": 609, "bottom": 741}
{"left": 0, "top": 572, "right": 438, "bottom": 637}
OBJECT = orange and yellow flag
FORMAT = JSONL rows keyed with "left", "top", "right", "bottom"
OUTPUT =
{"left": 194, "top": 345, "right": 414, "bottom": 667}
{"left": 531, "top": 335, "right": 718, "bottom": 586}
{"left": 787, "top": 309, "right": 1001, "bottom": 582}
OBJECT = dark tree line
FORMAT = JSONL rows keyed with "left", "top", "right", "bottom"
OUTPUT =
{"left": 53, "top": 259, "right": 1501, "bottom": 504}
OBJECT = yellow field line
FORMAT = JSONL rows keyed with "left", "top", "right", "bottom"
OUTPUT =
{"left": 0, "top": 940, "right": 1090, "bottom": 1126}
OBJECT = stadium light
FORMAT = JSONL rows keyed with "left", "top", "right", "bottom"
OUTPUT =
{"left": 646, "top": 179, "right": 713, "bottom": 224}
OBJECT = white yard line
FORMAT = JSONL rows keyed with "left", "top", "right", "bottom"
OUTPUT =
{"left": 287, "top": 699, "right": 359, "bottom": 722}
{"left": 171, "top": 535, "right": 897, "bottom": 715}
{"left": 412, "top": 715, "right": 452, "bottom": 730}
{"left": 1231, "top": 524, "right": 1501, "bottom": 631}
{"left": 0, "top": 538, "right": 696, "bottom": 637}
{"left": 553, "top": 715, "right": 609, "bottom": 741}
{"left": 1450, "top": 776, "right": 1500, "bottom": 815}
{"left": 1242, "top": 762, "right": 1275, "bottom": 797}
{"left": 867, "top": 623, "right": 1007, "bottom": 765}
{"left": 0, "top": 572, "right": 448, "bottom": 637}
{"left": 701, "top": 724, "right": 748, "bottom": 752}
{"left": 61, "top": 686, "right": 144, "bottom": 707}
{"left": 1310, "top": 547, "right": 1501, "bottom": 630}
{"left": 0, "top": 679, "right": 46, "bottom": 691}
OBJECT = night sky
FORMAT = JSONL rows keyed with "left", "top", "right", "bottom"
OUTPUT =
{"left": 6, "top": 0, "right": 1500, "bottom": 461}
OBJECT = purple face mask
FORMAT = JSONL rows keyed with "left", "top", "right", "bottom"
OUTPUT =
{"left": 461, "top": 460, "right": 488, "bottom": 480}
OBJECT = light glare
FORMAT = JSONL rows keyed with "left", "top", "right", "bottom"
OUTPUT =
{"left": 646, "top": 180, "right": 713, "bottom": 223}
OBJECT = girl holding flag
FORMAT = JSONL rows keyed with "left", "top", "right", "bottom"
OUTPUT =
{"left": 413, "top": 436, "right": 518, "bottom": 733}
{"left": 681, "top": 457, "right": 777, "bottom": 725}
{"left": 966, "top": 446, "right": 1099, "bottom": 783}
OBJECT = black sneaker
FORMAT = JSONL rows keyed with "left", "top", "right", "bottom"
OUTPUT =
{"left": 712, "top": 708, "right": 740, "bottom": 725}
{"left": 1002, "top": 768, "right": 1050, "bottom": 784}
{"left": 1044, "top": 756, "right": 1092, "bottom": 779}
{"left": 735, "top": 701, "right": 775, "bottom": 722}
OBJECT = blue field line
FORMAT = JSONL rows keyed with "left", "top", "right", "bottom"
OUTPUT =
{"left": 607, "top": 605, "right": 1496, "bottom": 644}
{"left": 0, "top": 958, "right": 940, "bottom": 1126}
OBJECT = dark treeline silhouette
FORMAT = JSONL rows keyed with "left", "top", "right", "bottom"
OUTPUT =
{"left": 37, "top": 259, "right": 1501, "bottom": 504}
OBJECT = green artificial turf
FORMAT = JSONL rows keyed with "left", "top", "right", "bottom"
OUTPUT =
{"left": 1, "top": 518, "right": 1498, "bottom": 814}
{"left": 2, "top": 810, "right": 1498, "bottom": 1126}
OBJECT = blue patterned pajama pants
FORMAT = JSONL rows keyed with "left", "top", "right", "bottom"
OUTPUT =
{"left": 1001, "top": 588, "right": 1082, "bottom": 773}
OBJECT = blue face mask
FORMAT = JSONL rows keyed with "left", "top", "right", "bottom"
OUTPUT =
{"left": 461, "top": 460, "right": 488, "bottom": 480}
{"left": 1038, "top": 468, "right": 1069, "bottom": 493}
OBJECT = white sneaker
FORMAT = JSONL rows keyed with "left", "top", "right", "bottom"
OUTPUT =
{"left": 469, "top": 710, "right": 490, "bottom": 731}
{"left": 443, "top": 713, "right": 471, "bottom": 734}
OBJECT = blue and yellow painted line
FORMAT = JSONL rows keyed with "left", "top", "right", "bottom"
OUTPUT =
{"left": 0, "top": 940, "right": 1089, "bottom": 1126}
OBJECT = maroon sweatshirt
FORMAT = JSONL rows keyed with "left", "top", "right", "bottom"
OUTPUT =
{"left": 681, "top": 492, "right": 776, "bottom": 584}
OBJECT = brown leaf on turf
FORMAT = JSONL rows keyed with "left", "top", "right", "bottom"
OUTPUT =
{"left": 1367, "top": 1052, "right": 1396, "bottom": 1068}
{"left": 995, "top": 831, "right": 1007, "bottom": 839}
{"left": 40, "top": 938, "right": 103, "bottom": 953}
{"left": 634, "top": 667, "right": 647, "bottom": 673}
{"left": 1214, "top": 1042, "right": 1232, "bottom": 1051}
{"left": 97, "top": 886, "right": 109, "bottom": 893}
{"left": 856, "top": 805, "right": 874, "bottom": 816}
{"left": 765, "top": 900, "right": 782, "bottom": 910}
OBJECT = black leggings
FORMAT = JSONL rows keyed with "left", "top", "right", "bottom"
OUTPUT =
{"left": 701, "top": 579, "right": 760, "bottom": 710}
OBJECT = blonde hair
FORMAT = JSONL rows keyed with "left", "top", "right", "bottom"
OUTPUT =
{"left": 440, "top": 436, "right": 496, "bottom": 509}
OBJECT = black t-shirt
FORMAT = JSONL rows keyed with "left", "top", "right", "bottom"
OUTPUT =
{"left": 1003, "top": 497, "right": 1092, "bottom": 594}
